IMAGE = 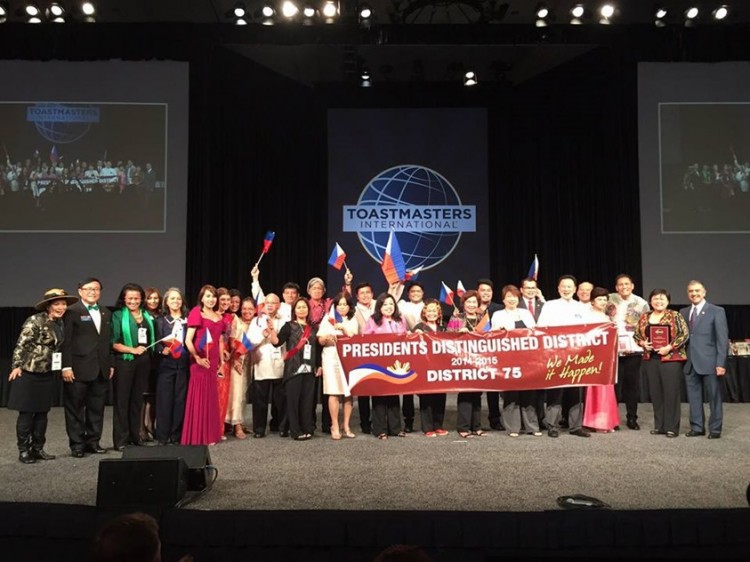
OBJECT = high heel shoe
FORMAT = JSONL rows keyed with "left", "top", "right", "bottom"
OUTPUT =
{"left": 331, "top": 428, "right": 341, "bottom": 440}
{"left": 342, "top": 428, "right": 356, "bottom": 438}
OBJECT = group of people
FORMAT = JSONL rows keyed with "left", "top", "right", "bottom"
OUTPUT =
{"left": 7, "top": 268, "right": 729, "bottom": 464}
{"left": 1, "top": 151, "right": 157, "bottom": 209}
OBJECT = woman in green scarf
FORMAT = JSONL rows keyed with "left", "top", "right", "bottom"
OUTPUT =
{"left": 111, "top": 283, "right": 155, "bottom": 451}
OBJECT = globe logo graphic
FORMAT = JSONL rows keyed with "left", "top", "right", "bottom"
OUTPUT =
{"left": 357, "top": 165, "right": 462, "bottom": 271}
{"left": 32, "top": 103, "right": 93, "bottom": 144}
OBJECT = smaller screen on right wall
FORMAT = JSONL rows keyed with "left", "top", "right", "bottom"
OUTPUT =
{"left": 639, "top": 62, "right": 750, "bottom": 304}
{"left": 660, "top": 103, "right": 750, "bottom": 233}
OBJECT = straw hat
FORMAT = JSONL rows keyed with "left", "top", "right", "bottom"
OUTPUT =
{"left": 35, "top": 288, "right": 79, "bottom": 311}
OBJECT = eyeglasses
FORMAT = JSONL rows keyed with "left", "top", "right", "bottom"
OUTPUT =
{"left": 80, "top": 287, "right": 101, "bottom": 292}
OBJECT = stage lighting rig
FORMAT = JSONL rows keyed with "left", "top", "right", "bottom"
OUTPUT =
{"left": 281, "top": 1, "right": 299, "bottom": 18}
{"left": 25, "top": 3, "right": 40, "bottom": 17}
{"left": 233, "top": 2, "right": 246, "bottom": 18}
{"left": 713, "top": 6, "right": 728, "bottom": 20}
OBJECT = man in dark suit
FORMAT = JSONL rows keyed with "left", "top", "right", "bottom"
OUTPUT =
{"left": 519, "top": 277, "right": 544, "bottom": 322}
{"left": 680, "top": 280, "right": 729, "bottom": 439}
{"left": 61, "top": 277, "right": 113, "bottom": 457}
{"left": 477, "top": 278, "right": 504, "bottom": 430}
{"left": 519, "top": 277, "right": 546, "bottom": 425}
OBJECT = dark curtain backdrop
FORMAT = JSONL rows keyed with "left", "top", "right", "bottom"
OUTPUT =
{"left": 1, "top": 24, "right": 750, "bottom": 402}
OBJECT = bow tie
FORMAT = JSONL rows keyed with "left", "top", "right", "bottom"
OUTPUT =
{"left": 87, "top": 304, "right": 99, "bottom": 311}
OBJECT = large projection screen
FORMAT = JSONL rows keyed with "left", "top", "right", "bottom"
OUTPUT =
{"left": 0, "top": 61, "right": 188, "bottom": 306}
{"left": 638, "top": 62, "right": 750, "bottom": 304}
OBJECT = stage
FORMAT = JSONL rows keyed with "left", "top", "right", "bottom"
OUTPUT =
{"left": 1, "top": 400, "right": 749, "bottom": 560}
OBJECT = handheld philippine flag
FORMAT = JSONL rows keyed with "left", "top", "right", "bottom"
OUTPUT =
{"left": 163, "top": 337, "right": 184, "bottom": 359}
{"left": 380, "top": 231, "right": 407, "bottom": 285}
{"left": 262, "top": 231, "right": 275, "bottom": 254}
{"left": 404, "top": 266, "right": 423, "bottom": 281}
{"left": 50, "top": 145, "right": 58, "bottom": 165}
{"left": 328, "top": 242, "right": 347, "bottom": 270}
{"left": 232, "top": 328, "right": 255, "bottom": 358}
{"left": 527, "top": 254, "right": 539, "bottom": 281}
{"left": 456, "top": 280, "right": 467, "bottom": 298}
{"left": 329, "top": 307, "right": 344, "bottom": 325}
{"left": 439, "top": 282, "right": 454, "bottom": 306}
{"left": 477, "top": 313, "right": 492, "bottom": 333}
{"left": 196, "top": 328, "right": 213, "bottom": 356}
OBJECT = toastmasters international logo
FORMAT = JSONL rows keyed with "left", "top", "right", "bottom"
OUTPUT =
{"left": 343, "top": 165, "right": 476, "bottom": 270}
{"left": 26, "top": 103, "right": 100, "bottom": 145}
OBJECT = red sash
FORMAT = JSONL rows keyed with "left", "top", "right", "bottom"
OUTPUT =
{"left": 283, "top": 323, "right": 312, "bottom": 361}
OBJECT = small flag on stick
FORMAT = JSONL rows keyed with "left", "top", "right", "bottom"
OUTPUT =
{"left": 380, "top": 231, "right": 406, "bottom": 285}
{"left": 527, "top": 254, "right": 539, "bottom": 281}
{"left": 328, "top": 243, "right": 347, "bottom": 270}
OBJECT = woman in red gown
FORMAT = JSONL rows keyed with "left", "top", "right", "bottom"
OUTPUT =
{"left": 181, "top": 285, "right": 226, "bottom": 445}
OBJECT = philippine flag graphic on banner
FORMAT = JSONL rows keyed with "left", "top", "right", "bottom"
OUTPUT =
{"left": 347, "top": 360, "right": 417, "bottom": 392}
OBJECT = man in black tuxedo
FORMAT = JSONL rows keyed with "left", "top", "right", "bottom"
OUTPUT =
{"left": 61, "top": 277, "right": 113, "bottom": 457}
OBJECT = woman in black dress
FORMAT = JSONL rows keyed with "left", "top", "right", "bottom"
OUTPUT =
{"left": 413, "top": 299, "right": 449, "bottom": 437}
{"left": 8, "top": 288, "right": 78, "bottom": 463}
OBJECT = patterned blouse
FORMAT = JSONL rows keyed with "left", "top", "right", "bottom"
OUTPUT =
{"left": 12, "top": 312, "right": 64, "bottom": 373}
{"left": 633, "top": 309, "right": 689, "bottom": 362}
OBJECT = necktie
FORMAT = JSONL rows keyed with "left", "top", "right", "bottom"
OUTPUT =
{"left": 528, "top": 300, "right": 535, "bottom": 318}
{"left": 689, "top": 306, "right": 696, "bottom": 328}
{"left": 87, "top": 304, "right": 99, "bottom": 311}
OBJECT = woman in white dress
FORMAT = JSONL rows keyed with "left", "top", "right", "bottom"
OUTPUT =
{"left": 317, "top": 292, "right": 359, "bottom": 440}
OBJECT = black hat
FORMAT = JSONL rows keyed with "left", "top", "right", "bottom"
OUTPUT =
{"left": 590, "top": 287, "right": 609, "bottom": 301}
{"left": 35, "top": 288, "right": 79, "bottom": 311}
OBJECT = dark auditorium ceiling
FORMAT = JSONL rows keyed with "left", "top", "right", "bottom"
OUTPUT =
{"left": 6, "top": 1, "right": 749, "bottom": 86}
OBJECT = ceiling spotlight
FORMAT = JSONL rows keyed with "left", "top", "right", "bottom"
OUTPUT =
{"left": 359, "top": 3, "right": 372, "bottom": 19}
{"left": 53, "top": 16, "right": 65, "bottom": 22}
{"left": 281, "top": 1, "right": 299, "bottom": 18}
{"left": 28, "top": 15, "right": 42, "bottom": 23}
{"left": 48, "top": 2, "right": 65, "bottom": 17}
{"left": 655, "top": 7, "right": 667, "bottom": 19}
{"left": 536, "top": 4, "right": 548, "bottom": 19}
{"left": 81, "top": 2, "right": 95, "bottom": 16}
{"left": 571, "top": 4, "right": 584, "bottom": 18}
{"left": 261, "top": 5, "right": 275, "bottom": 18}
{"left": 361, "top": 69, "right": 370, "bottom": 81}
{"left": 464, "top": 71, "right": 477, "bottom": 87}
{"left": 302, "top": 5, "right": 315, "bottom": 18}
{"left": 685, "top": 7, "right": 698, "bottom": 20}
{"left": 25, "top": 3, "right": 40, "bottom": 17}
{"left": 235, "top": 17, "right": 247, "bottom": 25}
{"left": 322, "top": 1, "right": 338, "bottom": 18}
{"left": 600, "top": 4, "right": 614, "bottom": 19}
{"left": 233, "top": 3, "right": 246, "bottom": 18}
{"left": 713, "top": 6, "right": 728, "bottom": 20}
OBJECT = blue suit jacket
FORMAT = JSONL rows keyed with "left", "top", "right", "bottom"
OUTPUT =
{"left": 680, "top": 301, "right": 729, "bottom": 375}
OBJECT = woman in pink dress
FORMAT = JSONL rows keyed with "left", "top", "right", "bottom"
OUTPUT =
{"left": 583, "top": 287, "right": 621, "bottom": 432}
{"left": 364, "top": 293, "right": 408, "bottom": 440}
{"left": 181, "top": 285, "right": 226, "bottom": 445}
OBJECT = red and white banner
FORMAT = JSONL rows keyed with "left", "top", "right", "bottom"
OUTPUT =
{"left": 336, "top": 323, "right": 618, "bottom": 396}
